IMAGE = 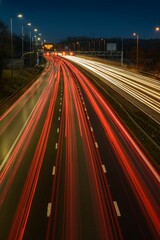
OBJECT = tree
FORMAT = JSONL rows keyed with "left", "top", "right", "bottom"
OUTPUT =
{"left": 0, "top": 19, "right": 10, "bottom": 79}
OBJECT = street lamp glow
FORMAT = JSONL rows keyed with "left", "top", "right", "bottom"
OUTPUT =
{"left": 34, "top": 28, "right": 38, "bottom": 32}
{"left": 155, "top": 27, "right": 160, "bottom": 32}
{"left": 27, "top": 22, "right": 32, "bottom": 26}
{"left": 17, "top": 14, "right": 23, "bottom": 18}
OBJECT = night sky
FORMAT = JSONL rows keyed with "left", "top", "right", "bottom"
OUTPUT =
{"left": 0, "top": 0, "right": 160, "bottom": 42}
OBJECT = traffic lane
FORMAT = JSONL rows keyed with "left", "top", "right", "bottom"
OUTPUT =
{"left": 23, "top": 75, "right": 64, "bottom": 240}
{"left": 64, "top": 56, "right": 160, "bottom": 102}
{"left": 0, "top": 62, "right": 56, "bottom": 166}
{"left": 70, "top": 59, "right": 159, "bottom": 188}
{"left": 82, "top": 93, "right": 157, "bottom": 239}
{"left": 74, "top": 68, "right": 160, "bottom": 238}
{"left": 46, "top": 60, "right": 122, "bottom": 240}
{"left": 62, "top": 58, "right": 159, "bottom": 238}
{"left": 0, "top": 61, "right": 60, "bottom": 240}
{"left": 83, "top": 65, "right": 160, "bottom": 123}
{"left": 0, "top": 67, "right": 59, "bottom": 196}
{"left": 64, "top": 56, "right": 160, "bottom": 123}
{"left": 0, "top": 90, "right": 53, "bottom": 240}
{"left": 5, "top": 63, "right": 60, "bottom": 240}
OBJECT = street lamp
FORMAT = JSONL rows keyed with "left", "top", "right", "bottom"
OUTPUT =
{"left": 21, "top": 25, "right": 24, "bottom": 57}
{"left": 155, "top": 27, "right": 160, "bottom": 32}
{"left": 121, "top": 38, "right": 124, "bottom": 66}
{"left": 103, "top": 39, "right": 106, "bottom": 58}
{"left": 76, "top": 42, "right": 80, "bottom": 51}
{"left": 133, "top": 32, "right": 139, "bottom": 68}
{"left": 27, "top": 23, "right": 32, "bottom": 67}
{"left": 10, "top": 13, "right": 23, "bottom": 80}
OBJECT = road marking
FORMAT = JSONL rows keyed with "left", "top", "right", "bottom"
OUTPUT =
{"left": 47, "top": 203, "right": 52, "bottom": 217}
{"left": 84, "top": 108, "right": 87, "bottom": 111}
{"left": 113, "top": 201, "right": 121, "bottom": 217}
{"left": 102, "top": 164, "right": 107, "bottom": 173}
{"left": 52, "top": 166, "right": 56, "bottom": 175}
{"left": 0, "top": 101, "right": 38, "bottom": 171}
{"left": 60, "top": 97, "right": 63, "bottom": 101}
{"left": 87, "top": 116, "right": 89, "bottom": 120}
{"left": 59, "top": 108, "right": 61, "bottom": 112}
{"left": 90, "top": 127, "right": 93, "bottom": 132}
{"left": 55, "top": 143, "right": 58, "bottom": 149}
{"left": 95, "top": 142, "right": 99, "bottom": 148}
{"left": 57, "top": 128, "right": 59, "bottom": 133}
{"left": 60, "top": 102, "right": 62, "bottom": 105}
{"left": 58, "top": 116, "right": 60, "bottom": 121}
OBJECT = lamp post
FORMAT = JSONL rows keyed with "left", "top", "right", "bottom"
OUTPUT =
{"left": 121, "top": 38, "right": 124, "bottom": 66}
{"left": 88, "top": 41, "right": 90, "bottom": 51}
{"left": 133, "top": 32, "right": 139, "bottom": 69}
{"left": 103, "top": 39, "right": 106, "bottom": 58}
{"left": 10, "top": 13, "right": 23, "bottom": 80}
{"left": 27, "top": 23, "right": 32, "bottom": 67}
{"left": 76, "top": 42, "right": 80, "bottom": 51}
{"left": 10, "top": 16, "right": 13, "bottom": 81}
{"left": 99, "top": 39, "right": 101, "bottom": 51}
{"left": 22, "top": 25, "right": 24, "bottom": 57}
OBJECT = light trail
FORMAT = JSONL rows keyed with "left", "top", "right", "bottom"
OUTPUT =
{"left": 64, "top": 56, "right": 160, "bottom": 121}
{"left": 46, "top": 57, "right": 123, "bottom": 240}
{"left": 0, "top": 64, "right": 58, "bottom": 187}
{"left": 62, "top": 57, "right": 160, "bottom": 238}
{"left": 1, "top": 55, "right": 159, "bottom": 240}
{"left": 7, "top": 62, "right": 60, "bottom": 240}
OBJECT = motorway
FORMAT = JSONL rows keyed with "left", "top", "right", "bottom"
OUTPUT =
{"left": 63, "top": 55, "right": 160, "bottom": 124}
{"left": 0, "top": 55, "right": 160, "bottom": 240}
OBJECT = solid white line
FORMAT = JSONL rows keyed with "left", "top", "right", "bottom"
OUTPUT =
{"left": 0, "top": 101, "right": 38, "bottom": 171}
{"left": 95, "top": 142, "right": 99, "bottom": 148}
{"left": 102, "top": 164, "right": 107, "bottom": 173}
{"left": 47, "top": 202, "right": 52, "bottom": 217}
{"left": 55, "top": 143, "right": 58, "bottom": 149}
{"left": 113, "top": 201, "right": 121, "bottom": 217}
{"left": 52, "top": 166, "right": 56, "bottom": 175}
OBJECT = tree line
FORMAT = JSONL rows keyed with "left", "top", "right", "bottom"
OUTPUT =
{"left": 0, "top": 19, "right": 35, "bottom": 80}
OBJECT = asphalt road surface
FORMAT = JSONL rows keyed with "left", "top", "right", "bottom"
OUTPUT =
{"left": 0, "top": 55, "right": 160, "bottom": 240}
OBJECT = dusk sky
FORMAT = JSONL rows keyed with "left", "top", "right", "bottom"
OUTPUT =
{"left": 0, "top": 0, "right": 160, "bottom": 42}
